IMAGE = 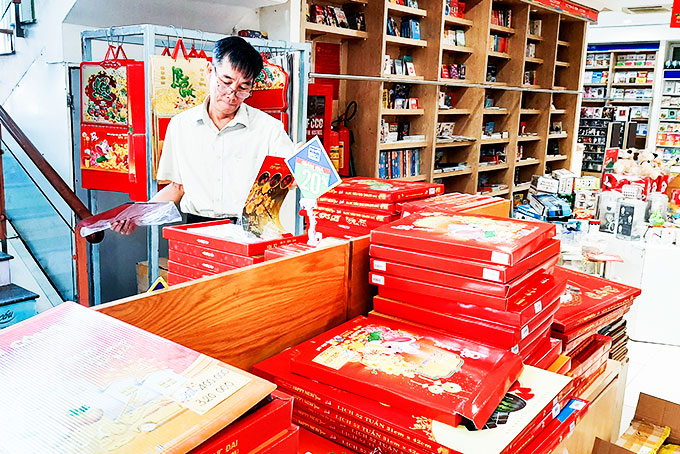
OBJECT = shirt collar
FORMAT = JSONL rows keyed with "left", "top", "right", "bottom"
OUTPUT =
{"left": 197, "top": 96, "right": 251, "bottom": 130}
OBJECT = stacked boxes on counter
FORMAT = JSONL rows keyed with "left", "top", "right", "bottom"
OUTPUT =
{"left": 311, "top": 177, "right": 444, "bottom": 239}
{"left": 397, "top": 192, "right": 506, "bottom": 217}
{"left": 551, "top": 266, "right": 640, "bottom": 397}
{"left": 253, "top": 213, "right": 599, "bottom": 454}
{"left": 163, "top": 220, "right": 306, "bottom": 285}
{"left": 368, "top": 213, "right": 564, "bottom": 362}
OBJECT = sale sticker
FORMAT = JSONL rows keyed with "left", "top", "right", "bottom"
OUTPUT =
{"left": 172, "top": 365, "right": 251, "bottom": 415}
{"left": 286, "top": 136, "right": 341, "bottom": 200}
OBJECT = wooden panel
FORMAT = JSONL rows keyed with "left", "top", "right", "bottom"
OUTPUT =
{"left": 347, "top": 235, "right": 374, "bottom": 318}
{"left": 465, "top": 199, "right": 511, "bottom": 217}
{"left": 96, "top": 243, "right": 351, "bottom": 371}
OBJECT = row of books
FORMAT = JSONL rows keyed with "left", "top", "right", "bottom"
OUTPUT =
{"left": 383, "top": 54, "right": 417, "bottom": 77}
{"left": 309, "top": 4, "right": 365, "bottom": 31}
{"left": 585, "top": 52, "right": 611, "bottom": 68}
{"left": 613, "top": 70, "right": 653, "bottom": 84}
{"left": 441, "top": 62, "right": 467, "bottom": 79}
{"left": 529, "top": 18, "right": 542, "bottom": 36}
{"left": 615, "top": 52, "right": 656, "bottom": 66}
{"left": 445, "top": 0, "right": 467, "bottom": 18}
{"left": 612, "top": 87, "right": 653, "bottom": 99}
{"left": 663, "top": 80, "right": 680, "bottom": 94}
{"left": 489, "top": 34, "right": 509, "bottom": 53}
{"left": 583, "top": 70, "right": 609, "bottom": 84}
{"left": 660, "top": 96, "right": 680, "bottom": 107}
{"left": 378, "top": 149, "right": 422, "bottom": 179}
{"left": 491, "top": 7, "right": 512, "bottom": 27}
{"left": 387, "top": 16, "right": 421, "bottom": 39}
{"left": 443, "top": 28, "right": 466, "bottom": 46}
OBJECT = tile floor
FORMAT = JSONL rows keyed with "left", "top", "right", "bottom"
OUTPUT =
{"left": 620, "top": 339, "right": 680, "bottom": 435}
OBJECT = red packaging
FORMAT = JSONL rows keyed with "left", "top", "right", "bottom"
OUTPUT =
{"left": 370, "top": 255, "right": 557, "bottom": 298}
{"left": 526, "top": 338, "right": 563, "bottom": 370}
{"left": 264, "top": 243, "right": 315, "bottom": 261}
{"left": 288, "top": 316, "right": 524, "bottom": 428}
{"left": 316, "top": 224, "right": 363, "bottom": 240}
{"left": 370, "top": 213, "right": 556, "bottom": 266}
{"left": 370, "top": 239, "right": 560, "bottom": 283}
{"left": 552, "top": 304, "right": 630, "bottom": 344}
{"left": 547, "top": 355, "right": 571, "bottom": 375}
{"left": 168, "top": 272, "right": 193, "bottom": 286}
{"left": 399, "top": 194, "right": 503, "bottom": 217}
{"left": 254, "top": 424, "right": 299, "bottom": 453}
{"left": 317, "top": 210, "right": 389, "bottom": 230}
{"left": 317, "top": 195, "right": 398, "bottom": 214}
{"left": 190, "top": 391, "right": 293, "bottom": 454}
{"left": 568, "top": 335, "right": 612, "bottom": 378}
{"left": 167, "top": 260, "right": 231, "bottom": 280}
{"left": 520, "top": 325, "right": 553, "bottom": 361}
{"left": 371, "top": 296, "right": 559, "bottom": 351}
{"left": 371, "top": 269, "right": 562, "bottom": 312}
{"left": 518, "top": 398, "right": 590, "bottom": 454}
{"left": 298, "top": 427, "right": 360, "bottom": 454}
{"left": 170, "top": 249, "right": 245, "bottom": 274}
{"left": 317, "top": 219, "right": 372, "bottom": 236}
{"left": 508, "top": 395, "right": 571, "bottom": 454}
{"left": 571, "top": 361, "right": 608, "bottom": 398}
{"left": 253, "top": 350, "right": 455, "bottom": 453}
{"left": 169, "top": 240, "right": 264, "bottom": 268}
{"left": 561, "top": 333, "right": 596, "bottom": 358}
{"left": 326, "top": 177, "right": 444, "bottom": 202}
{"left": 294, "top": 417, "right": 373, "bottom": 454}
{"left": 601, "top": 173, "right": 670, "bottom": 201}
{"left": 163, "top": 220, "right": 307, "bottom": 256}
{"left": 552, "top": 266, "right": 641, "bottom": 332}
{"left": 316, "top": 203, "right": 401, "bottom": 223}
{"left": 377, "top": 275, "right": 566, "bottom": 328}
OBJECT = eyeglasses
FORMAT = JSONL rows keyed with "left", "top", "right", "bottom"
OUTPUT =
{"left": 212, "top": 65, "right": 253, "bottom": 100}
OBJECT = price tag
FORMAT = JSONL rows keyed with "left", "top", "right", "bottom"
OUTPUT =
{"left": 521, "top": 326, "right": 530, "bottom": 339}
{"left": 371, "top": 274, "right": 385, "bottom": 286}
{"left": 534, "top": 300, "right": 543, "bottom": 314}
{"left": 373, "top": 260, "right": 387, "bottom": 272}
{"left": 172, "top": 365, "right": 251, "bottom": 415}
{"left": 286, "top": 136, "right": 341, "bottom": 200}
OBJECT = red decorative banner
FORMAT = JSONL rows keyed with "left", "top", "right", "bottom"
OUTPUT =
{"left": 673, "top": 0, "right": 680, "bottom": 27}
{"left": 528, "top": 0, "right": 598, "bottom": 22}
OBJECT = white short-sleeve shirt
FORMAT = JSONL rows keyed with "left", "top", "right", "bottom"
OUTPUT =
{"left": 156, "top": 97, "right": 294, "bottom": 218}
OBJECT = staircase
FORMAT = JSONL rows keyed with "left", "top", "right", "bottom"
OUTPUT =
{"left": 0, "top": 251, "right": 41, "bottom": 329}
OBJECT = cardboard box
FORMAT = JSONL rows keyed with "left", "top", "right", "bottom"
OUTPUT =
{"left": 136, "top": 257, "right": 169, "bottom": 293}
{"left": 591, "top": 394, "right": 680, "bottom": 454}
{"left": 552, "top": 169, "right": 576, "bottom": 195}
{"left": 531, "top": 175, "right": 560, "bottom": 194}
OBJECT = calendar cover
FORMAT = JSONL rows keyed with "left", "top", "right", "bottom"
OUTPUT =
{"left": 552, "top": 304, "right": 630, "bottom": 344}
{"left": 399, "top": 193, "right": 503, "bottom": 217}
{"left": 552, "top": 266, "right": 641, "bottom": 332}
{"left": 0, "top": 302, "right": 275, "bottom": 453}
{"left": 316, "top": 203, "right": 400, "bottom": 223}
{"left": 369, "top": 239, "right": 560, "bottom": 283}
{"left": 326, "top": 177, "right": 444, "bottom": 202}
{"left": 317, "top": 195, "right": 398, "bottom": 214}
{"left": 377, "top": 272, "right": 566, "bottom": 328}
{"left": 288, "top": 316, "right": 523, "bottom": 429}
{"left": 371, "top": 213, "right": 556, "bottom": 266}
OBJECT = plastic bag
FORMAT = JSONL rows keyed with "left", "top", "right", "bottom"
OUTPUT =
{"left": 77, "top": 202, "right": 181, "bottom": 237}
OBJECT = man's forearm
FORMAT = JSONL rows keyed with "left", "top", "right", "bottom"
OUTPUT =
{"left": 150, "top": 182, "right": 184, "bottom": 204}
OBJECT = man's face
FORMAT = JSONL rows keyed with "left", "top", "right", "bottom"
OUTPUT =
{"left": 208, "top": 59, "right": 254, "bottom": 117}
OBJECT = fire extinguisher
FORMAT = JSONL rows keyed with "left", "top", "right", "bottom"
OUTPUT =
{"left": 330, "top": 101, "right": 357, "bottom": 177}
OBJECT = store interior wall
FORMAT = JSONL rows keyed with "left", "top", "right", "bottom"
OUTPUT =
{"left": 2, "top": 0, "right": 298, "bottom": 303}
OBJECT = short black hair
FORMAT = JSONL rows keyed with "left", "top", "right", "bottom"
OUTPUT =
{"left": 213, "top": 36, "right": 263, "bottom": 82}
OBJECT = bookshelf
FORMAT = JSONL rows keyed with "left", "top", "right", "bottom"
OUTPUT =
{"left": 577, "top": 44, "right": 659, "bottom": 172}
{"left": 302, "top": 0, "right": 594, "bottom": 199}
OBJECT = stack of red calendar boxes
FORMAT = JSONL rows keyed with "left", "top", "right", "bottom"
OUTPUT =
{"left": 397, "top": 192, "right": 506, "bottom": 218}
{"left": 368, "top": 212, "right": 565, "bottom": 361}
{"left": 312, "top": 177, "right": 444, "bottom": 239}
{"left": 163, "top": 220, "right": 306, "bottom": 285}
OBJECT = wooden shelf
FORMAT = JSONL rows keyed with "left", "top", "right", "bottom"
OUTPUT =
{"left": 478, "top": 163, "right": 509, "bottom": 172}
{"left": 395, "top": 174, "right": 428, "bottom": 182}
{"left": 433, "top": 168, "right": 473, "bottom": 178}
{"left": 386, "top": 74, "right": 426, "bottom": 81}
{"left": 513, "top": 182, "right": 532, "bottom": 191}
{"left": 548, "top": 133, "right": 568, "bottom": 139}
{"left": 482, "top": 188, "right": 510, "bottom": 196}
{"left": 555, "top": 61, "right": 570, "bottom": 68}
{"left": 438, "top": 108, "right": 472, "bottom": 115}
{"left": 527, "top": 34, "right": 543, "bottom": 41}
{"left": 379, "top": 141, "right": 428, "bottom": 150}
{"left": 386, "top": 3, "right": 427, "bottom": 17}
{"left": 552, "top": 85, "right": 567, "bottom": 90}
{"left": 546, "top": 154, "right": 568, "bottom": 161}
{"left": 480, "top": 138, "right": 510, "bottom": 145}
{"left": 551, "top": 109, "right": 567, "bottom": 114}
{"left": 585, "top": 66, "right": 609, "bottom": 70}
{"left": 522, "top": 84, "right": 541, "bottom": 89}
{"left": 525, "top": 57, "right": 544, "bottom": 64}
{"left": 489, "top": 24, "right": 515, "bottom": 34}
{"left": 385, "top": 35, "right": 428, "bottom": 48}
{"left": 520, "top": 109, "right": 541, "bottom": 115}
{"left": 517, "top": 135, "right": 541, "bottom": 142}
{"left": 442, "top": 43, "right": 473, "bottom": 53}
{"left": 515, "top": 158, "right": 540, "bottom": 167}
{"left": 583, "top": 83, "right": 607, "bottom": 87}
{"left": 444, "top": 15, "right": 473, "bottom": 27}
{"left": 381, "top": 108, "right": 425, "bottom": 116}
{"left": 485, "top": 81, "right": 509, "bottom": 87}
{"left": 557, "top": 40, "right": 569, "bottom": 47}
{"left": 483, "top": 108, "right": 508, "bottom": 115}
{"left": 582, "top": 98, "right": 607, "bottom": 102}
{"left": 305, "top": 22, "right": 369, "bottom": 39}
{"left": 488, "top": 51, "right": 511, "bottom": 59}
{"left": 612, "top": 83, "right": 653, "bottom": 87}
{"left": 435, "top": 140, "right": 476, "bottom": 148}
{"left": 610, "top": 99, "right": 652, "bottom": 104}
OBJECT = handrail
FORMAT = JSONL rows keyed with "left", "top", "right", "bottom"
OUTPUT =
{"left": 0, "top": 105, "right": 93, "bottom": 222}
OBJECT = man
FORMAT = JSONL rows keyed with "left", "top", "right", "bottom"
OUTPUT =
{"left": 114, "top": 36, "right": 294, "bottom": 234}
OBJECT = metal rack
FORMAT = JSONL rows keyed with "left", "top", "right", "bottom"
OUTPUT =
{"left": 81, "top": 24, "right": 311, "bottom": 303}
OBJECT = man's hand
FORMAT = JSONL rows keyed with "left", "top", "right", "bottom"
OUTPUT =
{"left": 111, "top": 219, "right": 138, "bottom": 235}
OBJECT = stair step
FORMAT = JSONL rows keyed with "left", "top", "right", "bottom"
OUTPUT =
{"left": 0, "top": 283, "right": 40, "bottom": 329}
